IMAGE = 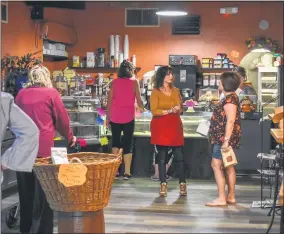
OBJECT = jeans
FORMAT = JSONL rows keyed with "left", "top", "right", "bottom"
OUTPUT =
{"left": 156, "top": 145, "right": 186, "bottom": 184}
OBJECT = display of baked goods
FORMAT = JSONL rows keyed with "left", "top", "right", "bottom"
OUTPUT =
{"left": 198, "top": 90, "right": 219, "bottom": 102}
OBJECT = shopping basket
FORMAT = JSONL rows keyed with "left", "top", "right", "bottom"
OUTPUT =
{"left": 33, "top": 149, "right": 122, "bottom": 212}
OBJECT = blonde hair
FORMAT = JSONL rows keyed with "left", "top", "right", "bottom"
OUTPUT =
{"left": 25, "top": 65, "right": 53, "bottom": 88}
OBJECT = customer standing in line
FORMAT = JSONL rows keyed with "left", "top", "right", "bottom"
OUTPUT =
{"left": 106, "top": 60, "right": 144, "bottom": 180}
{"left": 1, "top": 91, "right": 39, "bottom": 172}
{"left": 150, "top": 65, "right": 187, "bottom": 197}
{"left": 206, "top": 72, "right": 241, "bottom": 207}
{"left": 220, "top": 66, "right": 257, "bottom": 100}
{"left": 15, "top": 65, "right": 76, "bottom": 234}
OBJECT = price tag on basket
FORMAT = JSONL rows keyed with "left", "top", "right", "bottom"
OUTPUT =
{"left": 58, "top": 158, "right": 88, "bottom": 187}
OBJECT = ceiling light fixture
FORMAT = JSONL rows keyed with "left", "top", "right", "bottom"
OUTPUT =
{"left": 156, "top": 9, "right": 188, "bottom": 16}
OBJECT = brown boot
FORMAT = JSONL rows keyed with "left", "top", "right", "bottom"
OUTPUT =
{"left": 180, "top": 182, "right": 187, "bottom": 196}
{"left": 160, "top": 183, "right": 167, "bottom": 197}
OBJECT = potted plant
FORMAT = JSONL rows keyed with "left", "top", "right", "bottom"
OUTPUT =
{"left": 1, "top": 52, "right": 42, "bottom": 96}
{"left": 245, "top": 36, "right": 280, "bottom": 52}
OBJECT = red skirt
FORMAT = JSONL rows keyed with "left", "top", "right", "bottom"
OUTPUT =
{"left": 150, "top": 114, "right": 184, "bottom": 146}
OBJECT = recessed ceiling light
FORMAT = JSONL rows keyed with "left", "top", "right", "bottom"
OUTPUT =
{"left": 156, "top": 10, "right": 188, "bottom": 16}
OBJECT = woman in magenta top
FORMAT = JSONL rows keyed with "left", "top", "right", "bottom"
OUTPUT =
{"left": 107, "top": 60, "right": 144, "bottom": 179}
{"left": 15, "top": 65, "right": 76, "bottom": 234}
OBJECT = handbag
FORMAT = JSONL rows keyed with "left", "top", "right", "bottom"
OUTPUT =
{"left": 196, "top": 120, "right": 210, "bottom": 137}
{"left": 221, "top": 146, "right": 238, "bottom": 168}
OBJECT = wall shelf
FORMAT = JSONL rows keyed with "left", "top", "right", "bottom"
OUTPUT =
{"left": 70, "top": 67, "right": 141, "bottom": 72}
{"left": 43, "top": 38, "right": 72, "bottom": 46}
{"left": 43, "top": 54, "right": 68, "bottom": 62}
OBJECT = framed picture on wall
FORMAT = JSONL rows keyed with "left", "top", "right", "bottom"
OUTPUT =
{"left": 1, "top": 1, "right": 8, "bottom": 23}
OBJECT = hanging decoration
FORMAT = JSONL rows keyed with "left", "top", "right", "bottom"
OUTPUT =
{"left": 245, "top": 37, "right": 280, "bottom": 52}
{"left": 231, "top": 50, "right": 240, "bottom": 58}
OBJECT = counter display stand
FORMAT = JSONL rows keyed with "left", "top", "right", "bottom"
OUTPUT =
{"left": 33, "top": 150, "right": 122, "bottom": 233}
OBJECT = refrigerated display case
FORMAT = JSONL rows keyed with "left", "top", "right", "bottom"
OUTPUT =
{"left": 127, "top": 111, "right": 213, "bottom": 138}
{"left": 258, "top": 67, "right": 278, "bottom": 115}
{"left": 61, "top": 96, "right": 102, "bottom": 145}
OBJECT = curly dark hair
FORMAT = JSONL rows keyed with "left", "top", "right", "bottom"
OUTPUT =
{"left": 220, "top": 71, "right": 241, "bottom": 92}
{"left": 117, "top": 60, "right": 135, "bottom": 78}
{"left": 152, "top": 65, "right": 174, "bottom": 89}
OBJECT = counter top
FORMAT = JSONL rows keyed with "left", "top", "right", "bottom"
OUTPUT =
{"left": 105, "top": 132, "right": 206, "bottom": 139}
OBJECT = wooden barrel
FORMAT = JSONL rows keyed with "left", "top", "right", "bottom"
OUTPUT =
{"left": 57, "top": 210, "right": 105, "bottom": 233}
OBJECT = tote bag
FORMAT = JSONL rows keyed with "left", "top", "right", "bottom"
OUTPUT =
{"left": 196, "top": 120, "right": 210, "bottom": 137}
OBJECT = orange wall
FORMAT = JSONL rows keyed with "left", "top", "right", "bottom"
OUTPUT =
{"left": 1, "top": 2, "right": 42, "bottom": 57}
{"left": 2, "top": 2, "right": 284, "bottom": 76}
{"left": 69, "top": 2, "right": 283, "bottom": 74}
{"left": 1, "top": 2, "right": 74, "bottom": 73}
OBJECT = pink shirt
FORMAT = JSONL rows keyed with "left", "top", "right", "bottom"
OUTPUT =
{"left": 16, "top": 87, "right": 74, "bottom": 157}
{"left": 110, "top": 77, "right": 136, "bottom": 124}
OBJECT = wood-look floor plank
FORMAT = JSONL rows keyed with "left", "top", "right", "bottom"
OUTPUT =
{"left": 1, "top": 178, "right": 281, "bottom": 233}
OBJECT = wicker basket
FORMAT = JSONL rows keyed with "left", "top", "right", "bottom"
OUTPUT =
{"left": 33, "top": 151, "right": 122, "bottom": 212}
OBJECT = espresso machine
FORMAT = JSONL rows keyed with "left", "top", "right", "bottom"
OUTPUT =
{"left": 169, "top": 55, "right": 198, "bottom": 102}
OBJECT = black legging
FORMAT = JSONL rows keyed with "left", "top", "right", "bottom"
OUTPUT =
{"left": 110, "top": 120, "right": 134, "bottom": 154}
{"left": 16, "top": 171, "right": 53, "bottom": 234}
{"left": 156, "top": 145, "right": 186, "bottom": 184}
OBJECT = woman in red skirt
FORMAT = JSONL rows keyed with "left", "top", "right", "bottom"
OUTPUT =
{"left": 150, "top": 65, "right": 186, "bottom": 197}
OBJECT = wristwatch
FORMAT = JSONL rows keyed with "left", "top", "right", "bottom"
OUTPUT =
{"left": 224, "top": 137, "right": 230, "bottom": 141}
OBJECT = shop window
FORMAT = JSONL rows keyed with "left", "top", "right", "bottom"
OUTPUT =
{"left": 1, "top": 1, "right": 8, "bottom": 23}
{"left": 125, "top": 8, "right": 159, "bottom": 27}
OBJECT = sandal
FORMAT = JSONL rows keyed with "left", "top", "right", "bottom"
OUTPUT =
{"left": 205, "top": 200, "right": 227, "bottom": 207}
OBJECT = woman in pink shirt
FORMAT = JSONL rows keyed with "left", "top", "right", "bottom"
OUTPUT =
{"left": 107, "top": 60, "right": 144, "bottom": 179}
{"left": 15, "top": 65, "right": 75, "bottom": 234}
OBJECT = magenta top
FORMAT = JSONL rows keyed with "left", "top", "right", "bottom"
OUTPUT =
{"left": 110, "top": 77, "right": 136, "bottom": 124}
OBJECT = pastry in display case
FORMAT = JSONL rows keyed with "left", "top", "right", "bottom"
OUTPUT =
{"left": 197, "top": 87, "right": 219, "bottom": 111}
{"left": 61, "top": 96, "right": 102, "bottom": 145}
{"left": 198, "top": 87, "right": 219, "bottom": 102}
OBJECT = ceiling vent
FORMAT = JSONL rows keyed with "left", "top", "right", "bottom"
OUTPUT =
{"left": 126, "top": 8, "right": 159, "bottom": 27}
{"left": 172, "top": 15, "right": 201, "bottom": 35}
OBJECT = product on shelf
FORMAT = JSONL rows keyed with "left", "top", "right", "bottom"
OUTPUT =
{"left": 55, "top": 74, "right": 68, "bottom": 96}
{"left": 202, "top": 58, "right": 214, "bottom": 68}
{"left": 69, "top": 75, "right": 86, "bottom": 96}
{"left": 203, "top": 73, "right": 210, "bottom": 87}
{"left": 87, "top": 52, "right": 96, "bottom": 68}
{"left": 73, "top": 56, "right": 80, "bottom": 67}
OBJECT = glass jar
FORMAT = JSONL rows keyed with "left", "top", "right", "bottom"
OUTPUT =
{"left": 55, "top": 74, "right": 68, "bottom": 96}
{"left": 69, "top": 75, "right": 86, "bottom": 96}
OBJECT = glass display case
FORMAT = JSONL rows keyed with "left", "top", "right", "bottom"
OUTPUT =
{"left": 198, "top": 87, "right": 219, "bottom": 102}
{"left": 133, "top": 111, "right": 212, "bottom": 138}
{"left": 258, "top": 67, "right": 278, "bottom": 115}
{"left": 61, "top": 96, "right": 102, "bottom": 144}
